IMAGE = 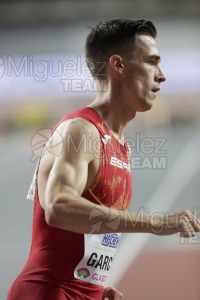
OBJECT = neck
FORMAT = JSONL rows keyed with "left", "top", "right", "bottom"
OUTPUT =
{"left": 88, "top": 101, "right": 136, "bottom": 142}
{"left": 88, "top": 101, "right": 124, "bottom": 138}
{"left": 88, "top": 80, "right": 136, "bottom": 139}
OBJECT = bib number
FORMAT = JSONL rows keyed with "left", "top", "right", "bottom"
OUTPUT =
{"left": 74, "top": 233, "right": 120, "bottom": 286}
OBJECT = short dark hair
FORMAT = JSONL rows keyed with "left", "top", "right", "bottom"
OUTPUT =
{"left": 85, "top": 18, "right": 157, "bottom": 78}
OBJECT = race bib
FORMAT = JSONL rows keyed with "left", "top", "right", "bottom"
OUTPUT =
{"left": 26, "top": 163, "right": 38, "bottom": 201}
{"left": 74, "top": 232, "right": 121, "bottom": 286}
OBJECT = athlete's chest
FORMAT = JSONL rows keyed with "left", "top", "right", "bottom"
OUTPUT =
{"left": 83, "top": 135, "right": 132, "bottom": 210}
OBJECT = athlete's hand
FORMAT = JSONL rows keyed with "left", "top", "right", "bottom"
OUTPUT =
{"left": 178, "top": 210, "right": 200, "bottom": 237}
{"left": 102, "top": 286, "right": 123, "bottom": 300}
{"left": 151, "top": 210, "right": 200, "bottom": 237}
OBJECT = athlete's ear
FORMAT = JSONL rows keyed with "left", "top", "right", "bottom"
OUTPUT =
{"left": 108, "top": 55, "right": 124, "bottom": 74}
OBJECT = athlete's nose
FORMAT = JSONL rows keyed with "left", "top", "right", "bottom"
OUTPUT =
{"left": 157, "top": 66, "right": 166, "bottom": 83}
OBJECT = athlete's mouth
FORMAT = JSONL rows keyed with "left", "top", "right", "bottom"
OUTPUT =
{"left": 151, "top": 87, "right": 160, "bottom": 93}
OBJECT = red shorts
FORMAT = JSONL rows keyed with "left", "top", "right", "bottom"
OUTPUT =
{"left": 7, "top": 279, "right": 103, "bottom": 300}
{"left": 7, "top": 281, "right": 73, "bottom": 300}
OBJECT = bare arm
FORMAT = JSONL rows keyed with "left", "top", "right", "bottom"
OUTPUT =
{"left": 39, "top": 119, "right": 200, "bottom": 237}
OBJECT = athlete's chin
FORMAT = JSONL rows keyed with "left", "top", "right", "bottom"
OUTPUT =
{"left": 137, "top": 100, "right": 154, "bottom": 112}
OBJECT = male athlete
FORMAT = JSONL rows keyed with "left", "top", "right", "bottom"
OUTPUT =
{"left": 7, "top": 19, "right": 200, "bottom": 300}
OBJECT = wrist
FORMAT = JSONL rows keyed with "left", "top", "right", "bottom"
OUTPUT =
{"left": 150, "top": 213, "right": 180, "bottom": 235}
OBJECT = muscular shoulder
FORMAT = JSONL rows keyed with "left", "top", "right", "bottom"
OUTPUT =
{"left": 43, "top": 117, "right": 100, "bottom": 162}
{"left": 60, "top": 117, "right": 99, "bottom": 139}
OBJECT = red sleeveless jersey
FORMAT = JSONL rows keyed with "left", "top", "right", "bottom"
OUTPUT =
{"left": 7, "top": 107, "right": 132, "bottom": 300}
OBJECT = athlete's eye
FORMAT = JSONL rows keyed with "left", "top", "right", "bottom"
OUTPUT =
{"left": 148, "top": 60, "right": 157, "bottom": 66}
